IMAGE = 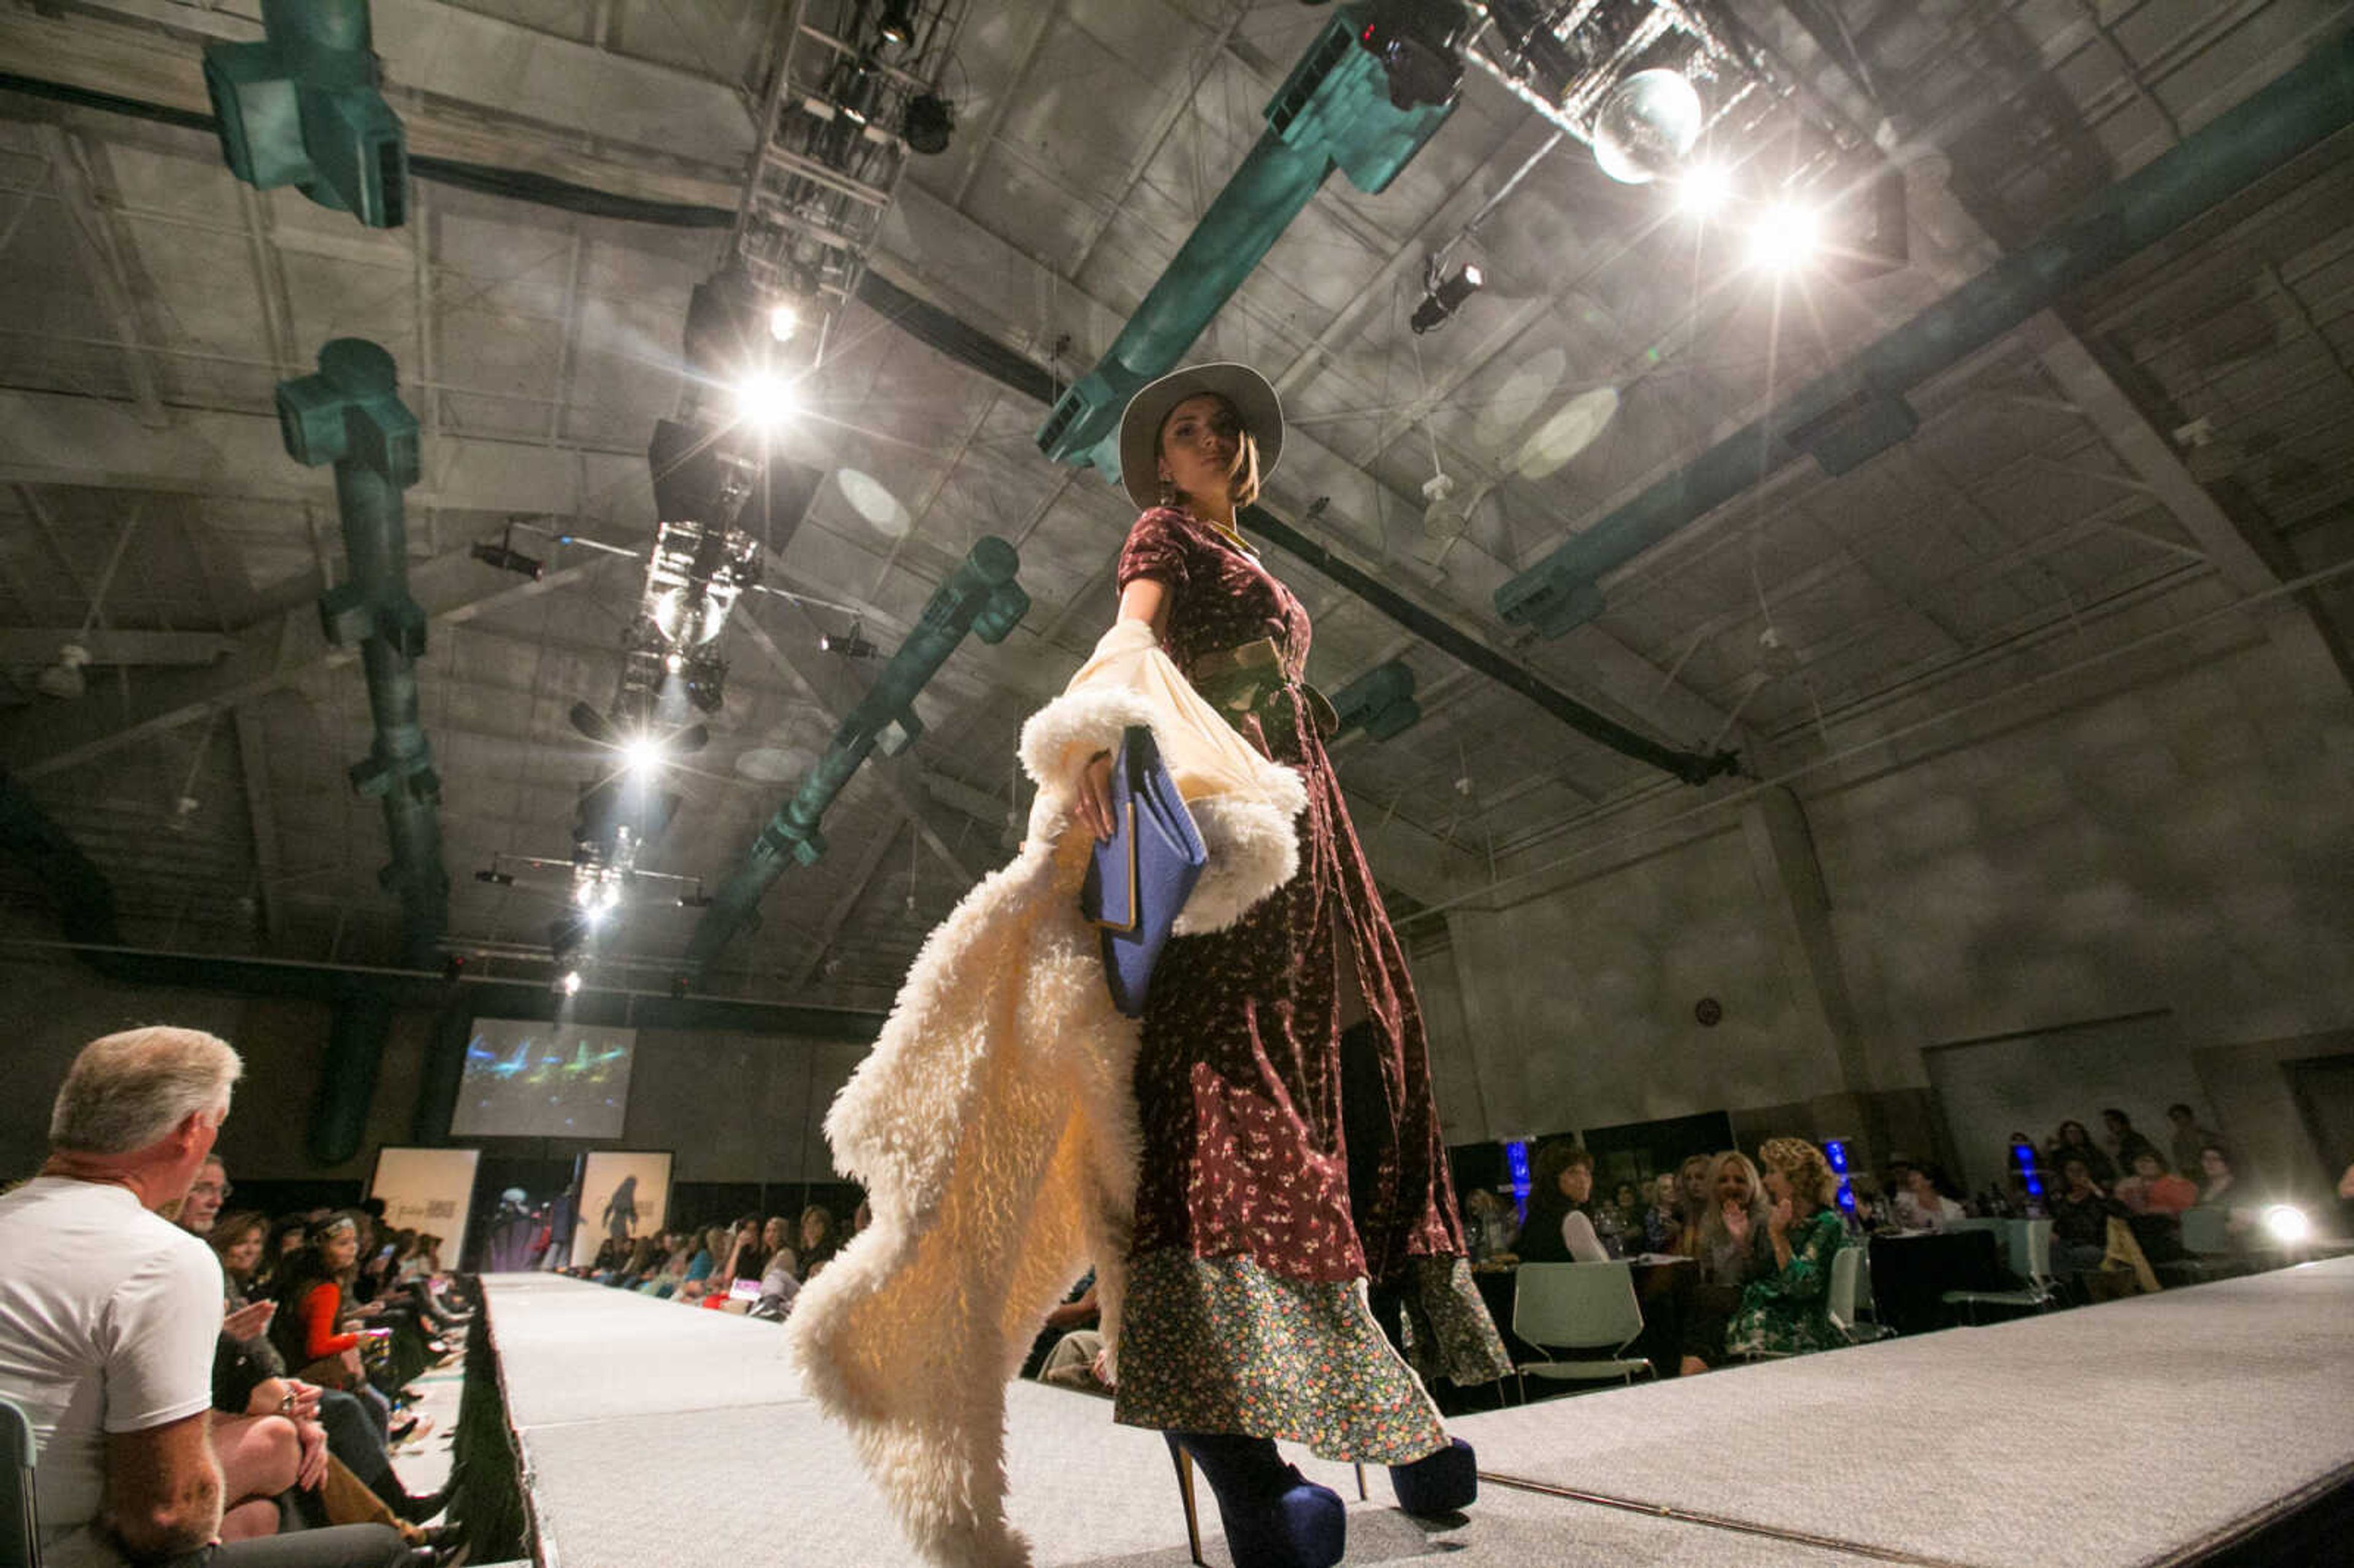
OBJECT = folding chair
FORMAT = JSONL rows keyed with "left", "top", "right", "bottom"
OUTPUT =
{"left": 1827, "top": 1247, "right": 1894, "bottom": 1344}
{"left": 3, "top": 1395, "right": 39, "bottom": 1568}
{"left": 1942, "top": 1218, "right": 2059, "bottom": 1323}
{"left": 1509, "top": 1262, "right": 1653, "bottom": 1402}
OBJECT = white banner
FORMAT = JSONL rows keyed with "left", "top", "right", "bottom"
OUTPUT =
{"left": 368, "top": 1146, "right": 483, "bottom": 1266}
{"left": 571, "top": 1149, "right": 674, "bottom": 1268}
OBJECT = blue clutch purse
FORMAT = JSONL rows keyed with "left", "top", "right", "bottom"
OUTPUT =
{"left": 1079, "top": 726, "right": 1208, "bottom": 1017}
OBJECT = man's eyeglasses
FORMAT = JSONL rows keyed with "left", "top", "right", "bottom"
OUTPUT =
{"left": 191, "top": 1181, "right": 232, "bottom": 1200}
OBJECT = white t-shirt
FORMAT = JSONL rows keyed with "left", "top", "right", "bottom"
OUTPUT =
{"left": 0, "top": 1176, "right": 224, "bottom": 1568}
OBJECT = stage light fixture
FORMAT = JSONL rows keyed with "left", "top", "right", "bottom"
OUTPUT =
{"left": 474, "top": 868, "right": 514, "bottom": 886}
{"left": 556, "top": 969, "right": 582, "bottom": 996}
{"left": 1676, "top": 161, "right": 1731, "bottom": 217}
{"left": 1357, "top": 0, "right": 1471, "bottom": 112}
{"left": 470, "top": 538, "right": 544, "bottom": 579}
{"left": 2263, "top": 1204, "right": 2310, "bottom": 1243}
{"left": 596, "top": 878, "right": 623, "bottom": 912}
{"left": 768, "top": 301, "right": 800, "bottom": 342}
{"left": 877, "top": 0, "right": 915, "bottom": 46}
{"left": 1748, "top": 204, "right": 1819, "bottom": 271}
{"left": 818, "top": 626, "right": 878, "bottom": 658}
{"left": 903, "top": 93, "right": 955, "bottom": 156}
{"left": 734, "top": 370, "right": 798, "bottom": 428}
{"left": 622, "top": 733, "right": 666, "bottom": 780}
{"left": 1409, "top": 262, "right": 1483, "bottom": 335}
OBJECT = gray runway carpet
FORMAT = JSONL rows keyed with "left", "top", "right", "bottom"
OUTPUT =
{"left": 483, "top": 1258, "right": 2354, "bottom": 1567}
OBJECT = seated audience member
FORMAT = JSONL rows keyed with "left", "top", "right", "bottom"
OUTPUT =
{"left": 1883, "top": 1159, "right": 1924, "bottom": 1228}
{"left": 2101, "top": 1108, "right": 2163, "bottom": 1176}
{"left": 273, "top": 1220, "right": 416, "bottom": 1445}
{"left": 2168, "top": 1103, "right": 2222, "bottom": 1180}
{"left": 1020, "top": 1273, "right": 1100, "bottom": 1379}
{"left": 1610, "top": 1181, "right": 1645, "bottom": 1237}
{"left": 2046, "top": 1120, "right": 2117, "bottom": 1185}
{"left": 796, "top": 1205, "right": 843, "bottom": 1280}
{"left": 2048, "top": 1158, "right": 2130, "bottom": 1272}
{"left": 1680, "top": 1150, "right": 1775, "bottom": 1374}
{"left": 635, "top": 1238, "right": 693, "bottom": 1298}
{"left": 1462, "top": 1187, "right": 1517, "bottom": 1262}
{"left": 718, "top": 1216, "right": 767, "bottom": 1290}
{"left": 684, "top": 1225, "right": 730, "bottom": 1284}
{"left": 1515, "top": 1142, "right": 1615, "bottom": 1263}
{"left": 2196, "top": 1143, "right": 2241, "bottom": 1206}
{"left": 1723, "top": 1138, "right": 1849, "bottom": 1361}
{"left": 1905, "top": 1163, "right": 1967, "bottom": 1230}
{"left": 748, "top": 1243, "right": 803, "bottom": 1323}
{"left": 0, "top": 1026, "right": 409, "bottom": 1568}
{"left": 1671, "top": 1154, "right": 1713, "bottom": 1258}
{"left": 850, "top": 1198, "right": 874, "bottom": 1238}
{"left": 2115, "top": 1151, "right": 2198, "bottom": 1217}
{"left": 758, "top": 1216, "right": 798, "bottom": 1283}
{"left": 1642, "top": 1173, "right": 1682, "bottom": 1255}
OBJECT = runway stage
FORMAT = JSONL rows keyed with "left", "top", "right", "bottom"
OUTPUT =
{"left": 474, "top": 1259, "right": 2354, "bottom": 1567}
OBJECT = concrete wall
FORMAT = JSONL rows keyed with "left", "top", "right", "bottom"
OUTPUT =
{"left": 1414, "top": 609, "right": 2354, "bottom": 1196}
{"left": 0, "top": 957, "right": 872, "bottom": 1189}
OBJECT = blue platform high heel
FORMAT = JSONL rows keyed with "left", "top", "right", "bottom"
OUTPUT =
{"left": 1387, "top": 1436, "right": 1477, "bottom": 1515}
{"left": 1165, "top": 1431, "right": 1346, "bottom": 1568}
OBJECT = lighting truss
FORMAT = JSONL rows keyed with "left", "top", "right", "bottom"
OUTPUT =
{"left": 731, "top": 0, "right": 972, "bottom": 363}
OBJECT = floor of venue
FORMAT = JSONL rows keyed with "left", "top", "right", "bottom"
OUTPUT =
{"left": 480, "top": 1259, "right": 2354, "bottom": 1567}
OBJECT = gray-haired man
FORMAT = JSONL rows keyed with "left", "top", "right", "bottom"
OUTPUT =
{"left": 0, "top": 1027, "right": 412, "bottom": 1568}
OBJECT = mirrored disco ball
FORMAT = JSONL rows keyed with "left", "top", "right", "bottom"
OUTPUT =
{"left": 1591, "top": 69, "right": 1702, "bottom": 186}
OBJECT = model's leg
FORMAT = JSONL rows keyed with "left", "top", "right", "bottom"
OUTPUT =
{"left": 1165, "top": 1431, "right": 1345, "bottom": 1568}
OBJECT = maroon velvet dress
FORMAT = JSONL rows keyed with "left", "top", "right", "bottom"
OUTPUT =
{"left": 1110, "top": 506, "right": 1509, "bottom": 1461}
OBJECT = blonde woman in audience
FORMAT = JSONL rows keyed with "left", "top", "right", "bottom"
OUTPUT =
{"left": 1672, "top": 1154, "right": 1713, "bottom": 1257}
{"left": 1723, "top": 1138, "right": 1849, "bottom": 1360}
{"left": 1677, "top": 1151, "right": 1772, "bottom": 1374}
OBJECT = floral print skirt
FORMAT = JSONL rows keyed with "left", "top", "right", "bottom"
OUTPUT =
{"left": 1112, "top": 1250, "right": 1510, "bottom": 1463}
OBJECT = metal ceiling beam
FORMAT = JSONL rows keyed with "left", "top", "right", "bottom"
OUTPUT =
{"left": 0, "top": 539, "right": 630, "bottom": 781}
{"left": 37, "top": 125, "right": 164, "bottom": 428}
{"left": 0, "top": 629, "right": 235, "bottom": 666}
{"left": 229, "top": 702, "right": 284, "bottom": 942}
{"left": 0, "top": 387, "right": 652, "bottom": 514}
{"left": 0, "top": 3, "right": 749, "bottom": 213}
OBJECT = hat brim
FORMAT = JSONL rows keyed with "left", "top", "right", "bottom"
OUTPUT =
{"left": 1117, "top": 363, "right": 1284, "bottom": 513}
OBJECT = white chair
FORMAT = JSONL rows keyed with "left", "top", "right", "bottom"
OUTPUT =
{"left": 1942, "top": 1217, "right": 2059, "bottom": 1323}
{"left": 1509, "top": 1262, "right": 1653, "bottom": 1402}
{"left": 3, "top": 1394, "right": 39, "bottom": 1568}
{"left": 1827, "top": 1246, "right": 1893, "bottom": 1344}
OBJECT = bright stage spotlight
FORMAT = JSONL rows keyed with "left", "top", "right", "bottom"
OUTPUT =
{"left": 1676, "top": 161, "right": 1731, "bottom": 217}
{"left": 2263, "top": 1204, "right": 2310, "bottom": 1244}
{"left": 734, "top": 370, "right": 798, "bottom": 428}
{"left": 622, "top": 733, "right": 666, "bottom": 780}
{"left": 556, "top": 970, "right": 582, "bottom": 997}
{"left": 1748, "top": 204, "right": 1819, "bottom": 271}
{"left": 768, "top": 301, "right": 800, "bottom": 342}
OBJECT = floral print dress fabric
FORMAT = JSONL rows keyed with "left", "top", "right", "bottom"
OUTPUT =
{"left": 1108, "top": 506, "right": 1509, "bottom": 1461}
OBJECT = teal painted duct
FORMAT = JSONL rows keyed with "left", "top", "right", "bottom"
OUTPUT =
{"left": 277, "top": 339, "right": 449, "bottom": 969}
{"left": 1037, "top": 2, "right": 1458, "bottom": 481}
{"left": 1497, "top": 31, "right": 2354, "bottom": 638}
{"left": 1331, "top": 660, "right": 1420, "bottom": 741}
{"left": 204, "top": 0, "right": 408, "bottom": 226}
{"left": 686, "top": 538, "right": 1030, "bottom": 972}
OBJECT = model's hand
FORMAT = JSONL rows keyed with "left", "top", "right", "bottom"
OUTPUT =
{"left": 1073, "top": 750, "right": 1116, "bottom": 842}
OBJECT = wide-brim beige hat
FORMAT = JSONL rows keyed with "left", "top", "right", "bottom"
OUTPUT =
{"left": 1117, "top": 362, "right": 1284, "bottom": 512}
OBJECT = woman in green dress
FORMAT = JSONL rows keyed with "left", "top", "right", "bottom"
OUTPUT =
{"left": 1723, "top": 1137, "right": 1849, "bottom": 1359}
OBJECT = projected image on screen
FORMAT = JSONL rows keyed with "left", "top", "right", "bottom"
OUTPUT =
{"left": 449, "top": 1019, "right": 636, "bottom": 1139}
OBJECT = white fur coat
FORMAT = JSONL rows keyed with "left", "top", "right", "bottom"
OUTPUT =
{"left": 785, "top": 622, "right": 1308, "bottom": 1567}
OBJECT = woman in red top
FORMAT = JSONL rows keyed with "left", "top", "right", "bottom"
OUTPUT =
{"left": 273, "top": 1215, "right": 416, "bottom": 1442}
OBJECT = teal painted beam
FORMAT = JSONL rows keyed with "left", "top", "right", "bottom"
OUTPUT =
{"left": 1036, "top": 3, "right": 1459, "bottom": 482}
{"left": 686, "top": 538, "right": 1030, "bottom": 973}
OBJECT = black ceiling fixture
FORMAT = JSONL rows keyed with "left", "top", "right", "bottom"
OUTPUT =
{"left": 903, "top": 93, "right": 955, "bottom": 155}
